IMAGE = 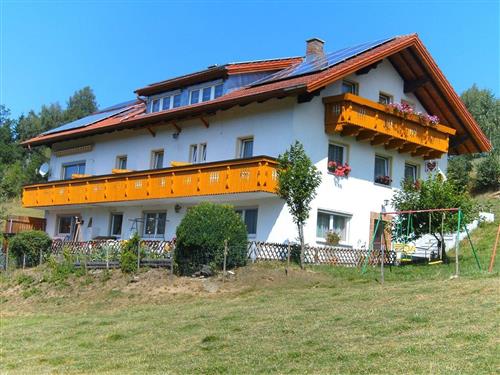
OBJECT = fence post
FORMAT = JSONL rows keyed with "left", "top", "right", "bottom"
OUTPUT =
{"left": 106, "top": 246, "right": 109, "bottom": 270}
{"left": 223, "top": 239, "right": 228, "bottom": 283}
{"left": 5, "top": 241, "right": 9, "bottom": 272}
{"left": 170, "top": 244, "right": 174, "bottom": 281}
{"left": 286, "top": 241, "right": 291, "bottom": 276}
{"left": 22, "top": 253, "right": 26, "bottom": 269}
{"left": 39, "top": 248, "right": 43, "bottom": 266}
{"left": 380, "top": 245, "right": 385, "bottom": 285}
{"left": 137, "top": 241, "right": 140, "bottom": 272}
{"left": 314, "top": 247, "right": 319, "bottom": 265}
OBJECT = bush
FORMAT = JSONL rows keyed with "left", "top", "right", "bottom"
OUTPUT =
{"left": 120, "top": 233, "right": 141, "bottom": 273}
{"left": 475, "top": 152, "right": 500, "bottom": 192}
{"left": 9, "top": 230, "right": 51, "bottom": 267}
{"left": 175, "top": 203, "right": 248, "bottom": 275}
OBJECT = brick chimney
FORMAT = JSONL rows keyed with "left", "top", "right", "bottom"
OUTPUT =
{"left": 306, "top": 38, "right": 325, "bottom": 59}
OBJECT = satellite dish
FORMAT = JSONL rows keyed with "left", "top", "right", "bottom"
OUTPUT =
{"left": 38, "top": 163, "right": 49, "bottom": 177}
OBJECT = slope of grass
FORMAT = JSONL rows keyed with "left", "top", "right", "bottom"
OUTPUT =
{"left": 0, "top": 198, "right": 44, "bottom": 218}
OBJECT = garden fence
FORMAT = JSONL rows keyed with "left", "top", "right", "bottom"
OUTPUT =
{"left": 3, "top": 239, "right": 395, "bottom": 271}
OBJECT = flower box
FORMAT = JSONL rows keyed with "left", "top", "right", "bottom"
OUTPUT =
{"left": 327, "top": 161, "right": 351, "bottom": 177}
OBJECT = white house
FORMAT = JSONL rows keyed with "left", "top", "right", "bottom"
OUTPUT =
{"left": 22, "top": 34, "right": 491, "bottom": 249}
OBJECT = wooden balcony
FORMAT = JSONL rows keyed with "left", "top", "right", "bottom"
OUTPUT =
{"left": 22, "top": 156, "right": 278, "bottom": 208}
{"left": 323, "top": 93, "right": 456, "bottom": 159}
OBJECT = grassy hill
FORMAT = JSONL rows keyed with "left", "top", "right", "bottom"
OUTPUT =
{"left": 0, "top": 195, "right": 498, "bottom": 374}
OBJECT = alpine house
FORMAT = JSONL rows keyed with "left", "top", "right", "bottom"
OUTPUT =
{"left": 22, "top": 34, "right": 491, "bottom": 249}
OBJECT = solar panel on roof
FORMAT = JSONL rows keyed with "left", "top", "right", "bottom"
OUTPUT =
{"left": 41, "top": 105, "right": 132, "bottom": 136}
{"left": 251, "top": 37, "right": 394, "bottom": 86}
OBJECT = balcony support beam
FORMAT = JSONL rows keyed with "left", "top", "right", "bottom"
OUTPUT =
{"left": 412, "top": 146, "right": 431, "bottom": 157}
{"left": 356, "top": 130, "right": 377, "bottom": 142}
{"left": 398, "top": 143, "right": 418, "bottom": 154}
{"left": 385, "top": 139, "right": 406, "bottom": 150}
{"left": 341, "top": 126, "right": 362, "bottom": 137}
{"left": 424, "top": 151, "right": 444, "bottom": 160}
{"left": 371, "top": 134, "right": 393, "bottom": 146}
{"left": 200, "top": 117, "right": 209, "bottom": 128}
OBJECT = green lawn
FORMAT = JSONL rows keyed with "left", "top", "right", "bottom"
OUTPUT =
{"left": 0, "top": 196, "right": 498, "bottom": 374}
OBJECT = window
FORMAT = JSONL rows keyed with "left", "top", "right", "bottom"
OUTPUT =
{"left": 173, "top": 94, "right": 181, "bottom": 108}
{"left": 235, "top": 208, "right": 258, "bottom": 236}
{"left": 189, "top": 143, "right": 207, "bottom": 163}
{"left": 379, "top": 92, "right": 393, "bottom": 105}
{"left": 143, "top": 212, "right": 167, "bottom": 238}
{"left": 342, "top": 80, "right": 358, "bottom": 95}
{"left": 62, "top": 161, "right": 85, "bottom": 180}
{"left": 116, "top": 155, "right": 127, "bottom": 170}
{"left": 56, "top": 215, "right": 80, "bottom": 238}
{"left": 190, "top": 89, "right": 200, "bottom": 104}
{"left": 152, "top": 99, "right": 160, "bottom": 112}
{"left": 404, "top": 163, "right": 418, "bottom": 183}
{"left": 214, "top": 84, "right": 223, "bottom": 98}
{"left": 374, "top": 155, "right": 391, "bottom": 186}
{"left": 239, "top": 137, "right": 254, "bottom": 158}
{"left": 202, "top": 87, "right": 212, "bottom": 102}
{"left": 152, "top": 150, "right": 164, "bottom": 169}
{"left": 328, "top": 143, "right": 345, "bottom": 166}
{"left": 316, "top": 211, "right": 350, "bottom": 242}
{"left": 110, "top": 213, "right": 123, "bottom": 236}
{"left": 162, "top": 96, "right": 171, "bottom": 110}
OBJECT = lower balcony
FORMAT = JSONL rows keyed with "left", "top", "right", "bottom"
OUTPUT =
{"left": 22, "top": 156, "right": 278, "bottom": 208}
{"left": 323, "top": 93, "right": 456, "bottom": 159}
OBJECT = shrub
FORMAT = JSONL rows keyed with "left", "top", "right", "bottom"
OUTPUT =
{"left": 120, "top": 233, "right": 141, "bottom": 273}
{"left": 9, "top": 230, "right": 51, "bottom": 267}
{"left": 475, "top": 152, "right": 500, "bottom": 192}
{"left": 446, "top": 155, "right": 473, "bottom": 191}
{"left": 175, "top": 203, "right": 248, "bottom": 275}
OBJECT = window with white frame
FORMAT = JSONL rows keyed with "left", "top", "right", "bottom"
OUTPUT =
{"left": 173, "top": 94, "right": 181, "bottom": 108}
{"left": 328, "top": 143, "right": 345, "bottom": 166}
{"left": 189, "top": 143, "right": 207, "bottom": 163}
{"left": 316, "top": 211, "right": 350, "bottom": 242}
{"left": 342, "top": 80, "right": 358, "bottom": 95}
{"left": 150, "top": 92, "right": 182, "bottom": 113}
{"left": 56, "top": 215, "right": 80, "bottom": 238}
{"left": 239, "top": 137, "right": 254, "bottom": 158}
{"left": 109, "top": 213, "right": 123, "bottom": 236}
{"left": 62, "top": 161, "right": 85, "bottom": 180}
{"left": 116, "top": 155, "right": 127, "bottom": 170}
{"left": 190, "top": 89, "right": 200, "bottom": 104}
{"left": 374, "top": 155, "right": 391, "bottom": 186}
{"left": 404, "top": 163, "right": 418, "bottom": 183}
{"left": 151, "top": 150, "right": 164, "bottom": 169}
{"left": 190, "top": 83, "right": 223, "bottom": 105}
{"left": 378, "top": 92, "right": 393, "bottom": 105}
{"left": 235, "top": 208, "right": 258, "bottom": 236}
{"left": 143, "top": 212, "right": 167, "bottom": 238}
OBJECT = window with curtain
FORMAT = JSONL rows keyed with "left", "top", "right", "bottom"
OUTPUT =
{"left": 316, "top": 211, "right": 349, "bottom": 242}
{"left": 235, "top": 208, "right": 258, "bottom": 236}
{"left": 62, "top": 161, "right": 85, "bottom": 179}
{"left": 143, "top": 212, "right": 167, "bottom": 238}
{"left": 328, "top": 143, "right": 344, "bottom": 165}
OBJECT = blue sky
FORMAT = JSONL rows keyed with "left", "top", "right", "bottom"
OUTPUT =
{"left": 1, "top": 0, "right": 499, "bottom": 117}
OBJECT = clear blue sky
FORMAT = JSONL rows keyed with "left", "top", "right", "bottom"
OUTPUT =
{"left": 1, "top": 0, "right": 499, "bottom": 118}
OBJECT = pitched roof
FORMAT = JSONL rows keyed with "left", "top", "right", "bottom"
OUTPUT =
{"left": 23, "top": 34, "right": 491, "bottom": 154}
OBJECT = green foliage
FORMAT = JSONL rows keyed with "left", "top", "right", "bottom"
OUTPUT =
{"left": 175, "top": 202, "right": 248, "bottom": 275}
{"left": 45, "top": 248, "right": 82, "bottom": 285}
{"left": 9, "top": 230, "right": 51, "bottom": 267}
{"left": 392, "top": 176, "right": 477, "bottom": 260}
{"left": 120, "top": 233, "right": 141, "bottom": 273}
{"left": 446, "top": 155, "right": 473, "bottom": 191}
{"left": 16, "top": 273, "right": 35, "bottom": 287}
{"left": 475, "top": 152, "right": 500, "bottom": 192}
{"left": 276, "top": 141, "right": 322, "bottom": 267}
{"left": 0, "top": 88, "right": 98, "bottom": 199}
{"left": 461, "top": 85, "right": 500, "bottom": 151}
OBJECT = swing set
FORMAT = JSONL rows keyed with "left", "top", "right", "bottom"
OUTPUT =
{"left": 361, "top": 208, "right": 481, "bottom": 277}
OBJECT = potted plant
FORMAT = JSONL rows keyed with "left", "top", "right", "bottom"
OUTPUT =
{"left": 375, "top": 175, "right": 392, "bottom": 186}
{"left": 326, "top": 231, "right": 341, "bottom": 246}
{"left": 328, "top": 161, "right": 351, "bottom": 177}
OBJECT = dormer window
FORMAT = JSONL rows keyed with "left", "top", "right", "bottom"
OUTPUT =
{"left": 190, "top": 90, "right": 200, "bottom": 104}
{"left": 150, "top": 92, "right": 182, "bottom": 113}
{"left": 189, "top": 83, "right": 224, "bottom": 106}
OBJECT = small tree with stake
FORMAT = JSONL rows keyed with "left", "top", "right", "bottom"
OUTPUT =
{"left": 276, "top": 141, "right": 322, "bottom": 269}
{"left": 391, "top": 175, "right": 477, "bottom": 263}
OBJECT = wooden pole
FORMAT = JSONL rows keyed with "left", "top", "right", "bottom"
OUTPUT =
{"left": 286, "top": 241, "right": 291, "bottom": 276}
{"left": 5, "top": 240, "right": 8, "bottom": 272}
{"left": 170, "top": 244, "right": 174, "bottom": 280}
{"left": 106, "top": 246, "right": 109, "bottom": 270}
{"left": 137, "top": 242, "right": 140, "bottom": 272}
{"left": 488, "top": 223, "right": 500, "bottom": 273}
{"left": 23, "top": 253, "right": 26, "bottom": 269}
{"left": 39, "top": 248, "right": 43, "bottom": 266}
{"left": 455, "top": 210, "right": 462, "bottom": 277}
{"left": 223, "top": 240, "right": 228, "bottom": 283}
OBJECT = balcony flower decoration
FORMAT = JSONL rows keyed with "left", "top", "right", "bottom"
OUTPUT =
{"left": 375, "top": 175, "right": 392, "bottom": 185}
{"left": 387, "top": 103, "right": 440, "bottom": 127}
{"left": 328, "top": 161, "right": 351, "bottom": 177}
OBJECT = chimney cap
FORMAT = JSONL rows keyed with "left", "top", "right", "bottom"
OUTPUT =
{"left": 306, "top": 37, "right": 325, "bottom": 44}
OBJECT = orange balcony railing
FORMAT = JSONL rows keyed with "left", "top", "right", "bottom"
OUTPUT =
{"left": 22, "top": 156, "right": 278, "bottom": 208}
{"left": 323, "top": 93, "right": 456, "bottom": 159}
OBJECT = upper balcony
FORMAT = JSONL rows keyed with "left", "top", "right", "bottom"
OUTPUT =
{"left": 22, "top": 157, "right": 278, "bottom": 208}
{"left": 323, "top": 93, "right": 456, "bottom": 159}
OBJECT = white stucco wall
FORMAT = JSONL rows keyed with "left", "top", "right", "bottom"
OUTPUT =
{"left": 44, "top": 58, "right": 448, "bottom": 247}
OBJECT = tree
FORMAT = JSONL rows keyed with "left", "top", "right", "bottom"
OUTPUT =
{"left": 65, "top": 87, "right": 98, "bottom": 122}
{"left": 461, "top": 85, "right": 500, "bottom": 151}
{"left": 276, "top": 141, "right": 322, "bottom": 269}
{"left": 446, "top": 155, "right": 473, "bottom": 191}
{"left": 475, "top": 152, "right": 500, "bottom": 192}
{"left": 392, "top": 176, "right": 478, "bottom": 262}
